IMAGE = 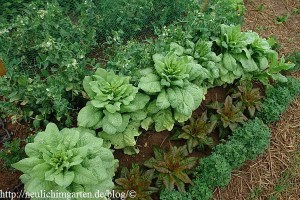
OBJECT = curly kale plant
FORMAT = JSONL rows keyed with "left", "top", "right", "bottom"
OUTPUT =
{"left": 139, "top": 50, "right": 207, "bottom": 132}
{"left": 144, "top": 145, "right": 198, "bottom": 192}
{"left": 115, "top": 164, "right": 159, "bottom": 200}
{"left": 12, "top": 123, "right": 118, "bottom": 197}
{"left": 232, "top": 81, "right": 262, "bottom": 117}
{"left": 179, "top": 111, "right": 216, "bottom": 153}
{"left": 78, "top": 68, "right": 150, "bottom": 152}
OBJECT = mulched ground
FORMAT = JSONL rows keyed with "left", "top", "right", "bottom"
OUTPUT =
{"left": 213, "top": 0, "right": 300, "bottom": 199}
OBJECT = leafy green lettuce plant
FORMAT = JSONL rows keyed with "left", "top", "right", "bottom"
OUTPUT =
{"left": 212, "top": 24, "right": 259, "bottom": 84}
{"left": 12, "top": 123, "right": 118, "bottom": 197}
{"left": 184, "top": 40, "right": 222, "bottom": 87}
{"left": 139, "top": 49, "right": 207, "bottom": 132}
{"left": 213, "top": 24, "right": 294, "bottom": 85}
{"left": 78, "top": 68, "right": 150, "bottom": 152}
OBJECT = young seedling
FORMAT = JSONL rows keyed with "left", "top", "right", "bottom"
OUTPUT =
{"left": 275, "top": 15, "right": 289, "bottom": 24}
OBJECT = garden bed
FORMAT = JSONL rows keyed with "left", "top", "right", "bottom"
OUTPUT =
{"left": 0, "top": 0, "right": 299, "bottom": 200}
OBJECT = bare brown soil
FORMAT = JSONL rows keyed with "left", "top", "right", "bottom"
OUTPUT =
{"left": 242, "top": 0, "right": 300, "bottom": 56}
{"left": 0, "top": 120, "right": 30, "bottom": 191}
{"left": 114, "top": 86, "right": 229, "bottom": 170}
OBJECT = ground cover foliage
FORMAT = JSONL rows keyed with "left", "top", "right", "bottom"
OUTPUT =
{"left": 1, "top": 0, "right": 300, "bottom": 199}
{"left": 0, "top": 0, "right": 198, "bottom": 128}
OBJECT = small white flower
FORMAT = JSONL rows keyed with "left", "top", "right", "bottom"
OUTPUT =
{"left": 0, "top": 29, "right": 8, "bottom": 35}
{"left": 72, "top": 59, "right": 78, "bottom": 66}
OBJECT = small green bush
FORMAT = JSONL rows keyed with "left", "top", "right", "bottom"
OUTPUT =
{"left": 194, "top": 154, "right": 232, "bottom": 188}
{"left": 160, "top": 189, "right": 189, "bottom": 200}
{"left": 161, "top": 118, "right": 271, "bottom": 199}
{"left": 230, "top": 118, "right": 270, "bottom": 160}
{"left": 258, "top": 78, "right": 300, "bottom": 123}
{"left": 214, "top": 140, "right": 247, "bottom": 169}
{"left": 187, "top": 180, "right": 213, "bottom": 200}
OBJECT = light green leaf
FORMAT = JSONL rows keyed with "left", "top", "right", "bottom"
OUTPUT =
{"left": 130, "top": 110, "right": 147, "bottom": 121}
{"left": 235, "top": 53, "right": 258, "bottom": 72}
{"left": 167, "top": 87, "right": 183, "bottom": 108}
{"left": 156, "top": 89, "right": 170, "bottom": 109}
{"left": 25, "top": 178, "right": 55, "bottom": 193}
{"left": 12, "top": 158, "right": 44, "bottom": 174}
{"left": 116, "top": 114, "right": 130, "bottom": 133}
{"left": 174, "top": 111, "right": 190, "bottom": 123}
{"left": 223, "top": 53, "right": 237, "bottom": 71}
{"left": 100, "top": 123, "right": 141, "bottom": 149}
{"left": 25, "top": 143, "right": 43, "bottom": 158}
{"left": 54, "top": 171, "right": 75, "bottom": 187}
{"left": 77, "top": 104, "right": 102, "bottom": 128}
{"left": 139, "top": 74, "right": 161, "bottom": 93}
{"left": 120, "top": 93, "right": 150, "bottom": 112}
{"left": 73, "top": 165, "right": 98, "bottom": 185}
{"left": 105, "top": 111, "right": 123, "bottom": 128}
{"left": 60, "top": 128, "right": 80, "bottom": 149}
{"left": 270, "top": 73, "right": 288, "bottom": 82}
{"left": 34, "top": 123, "right": 60, "bottom": 145}
{"left": 258, "top": 56, "right": 269, "bottom": 70}
{"left": 154, "top": 109, "right": 175, "bottom": 132}
{"left": 146, "top": 100, "right": 160, "bottom": 114}
{"left": 83, "top": 76, "right": 96, "bottom": 98}
{"left": 141, "top": 117, "right": 154, "bottom": 131}
{"left": 170, "top": 42, "right": 184, "bottom": 56}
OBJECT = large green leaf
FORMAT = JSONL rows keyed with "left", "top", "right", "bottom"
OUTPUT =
{"left": 100, "top": 123, "right": 141, "bottom": 149}
{"left": 83, "top": 76, "right": 96, "bottom": 98}
{"left": 34, "top": 123, "right": 61, "bottom": 145}
{"left": 12, "top": 158, "right": 44, "bottom": 174}
{"left": 223, "top": 53, "right": 237, "bottom": 71}
{"left": 235, "top": 53, "right": 258, "bottom": 72}
{"left": 77, "top": 104, "right": 103, "bottom": 128}
{"left": 120, "top": 93, "right": 150, "bottom": 112}
{"left": 156, "top": 89, "right": 171, "bottom": 109}
{"left": 54, "top": 171, "right": 75, "bottom": 187}
{"left": 154, "top": 109, "right": 175, "bottom": 132}
{"left": 139, "top": 73, "right": 162, "bottom": 93}
{"left": 73, "top": 165, "right": 98, "bottom": 185}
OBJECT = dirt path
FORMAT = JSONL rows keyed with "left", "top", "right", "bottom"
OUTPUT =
{"left": 213, "top": 0, "right": 300, "bottom": 199}
{"left": 242, "top": 0, "right": 300, "bottom": 56}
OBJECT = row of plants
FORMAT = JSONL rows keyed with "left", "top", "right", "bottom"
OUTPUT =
{"left": 9, "top": 77, "right": 300, "bottom": 199}
{"left": 76, "top": 23, "right": 294, "bottom": 154}
{"left": 160, "top": 77, "right": 300, "bottom": 199}
{"left": 2, "top": 0, "right": 299, "bottom": 199}
{"left": 0, "top": 0, "right": 199, "bottom": 127}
